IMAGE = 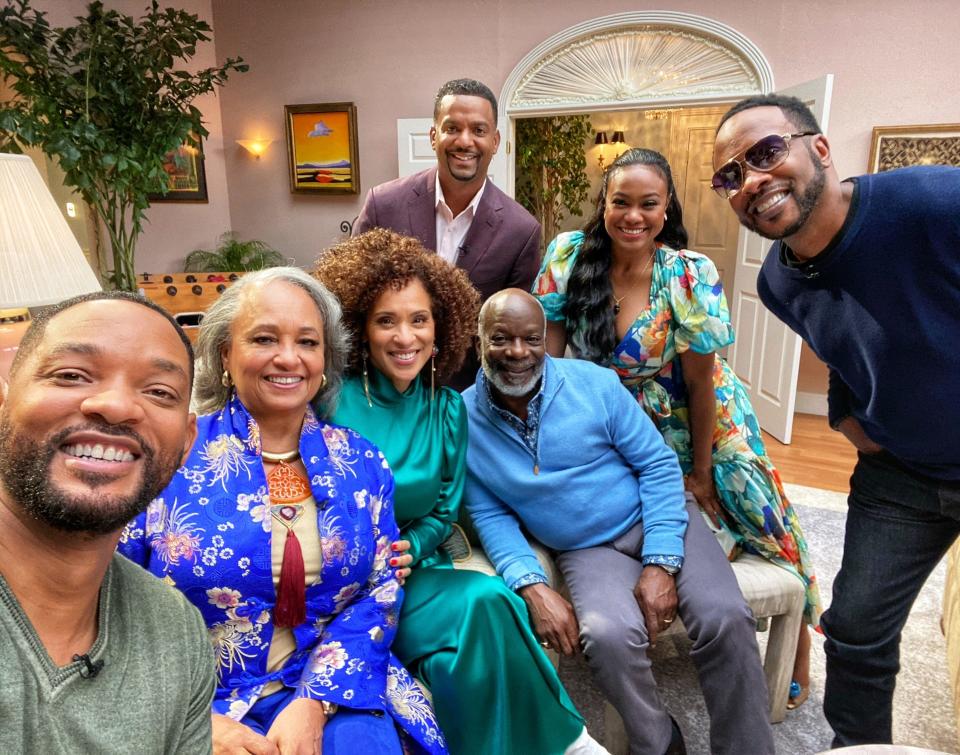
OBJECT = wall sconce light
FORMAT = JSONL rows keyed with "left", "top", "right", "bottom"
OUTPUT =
{"left": 611, "top": 130, "right": 627, "bottom": 160}
{"left": 236, "top": 139, "right": 273, "bottom": 159}
{"left": 595, "top": 131, "right": 609, "bottom": 170}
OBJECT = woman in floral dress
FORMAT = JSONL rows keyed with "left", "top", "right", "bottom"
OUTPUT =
{"left": 534, "top": 148, "right": 821, "bottom": 708}
{"left": 119, "top": 267, "right": 446, "bottom": 754}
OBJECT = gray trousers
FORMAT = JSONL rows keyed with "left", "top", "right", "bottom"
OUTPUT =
{"left": 556, "top": 497, "right": 775, "bottom": 755}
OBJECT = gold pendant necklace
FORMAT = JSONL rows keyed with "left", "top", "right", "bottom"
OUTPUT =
{"left": 262, "top": 448, "right": 300, "bottom": 463}
{"left": 612, "top": 248, "right": 657, "bottom": 315}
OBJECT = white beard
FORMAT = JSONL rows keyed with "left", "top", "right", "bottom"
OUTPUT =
{"left": 482, "top": 355, "right": 544, "bottom": 397}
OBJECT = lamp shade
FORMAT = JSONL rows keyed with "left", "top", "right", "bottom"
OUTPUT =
{"left": 0, "top": 153, "right": 101, "bottom": 307}
{"left": 611, "top": 131, "right": 625, "bottom": 144}
{"left": 594, "top": 131, "right": 609, "bottom": 145}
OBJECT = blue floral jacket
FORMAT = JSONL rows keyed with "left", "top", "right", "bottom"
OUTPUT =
{"left": 118, "top": 394, "right": 447, "bottom": 754}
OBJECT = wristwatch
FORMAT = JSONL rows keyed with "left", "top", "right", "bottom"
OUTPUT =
{"left": 655, "top": 563, "right": 680, "bottom": 576}
{"left": 321, "top": 700, "right": 338, "bottom": 718}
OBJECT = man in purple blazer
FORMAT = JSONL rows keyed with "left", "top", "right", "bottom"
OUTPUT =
{"left": 353, "top": 78, "right": 541, "bottom": 390}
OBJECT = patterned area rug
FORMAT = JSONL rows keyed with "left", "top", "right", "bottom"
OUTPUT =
{"left": 558, "top": 483, "right": 958, "bottom": 754}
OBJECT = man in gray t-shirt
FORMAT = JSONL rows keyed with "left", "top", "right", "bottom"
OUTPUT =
{"left": 0, "top": 292, "right": 213, "bottom": 754}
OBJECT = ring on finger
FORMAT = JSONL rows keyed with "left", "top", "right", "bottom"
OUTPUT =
{"left": 663, "top": 618, "right": 674, "bottom": 625}
{"left": 540, "top": 641, "right": 550, "bottom": 648}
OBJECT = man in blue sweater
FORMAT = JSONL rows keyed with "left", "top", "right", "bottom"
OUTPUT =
{"left": 713, "top": 95, "right": 960, "bottom": 747}
{"left": 463, "top": 289, "right": 774, "bottom": 755}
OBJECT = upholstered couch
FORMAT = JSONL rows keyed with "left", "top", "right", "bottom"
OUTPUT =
{"left": 446, "top": 526, "right": 805, "bottom": 754}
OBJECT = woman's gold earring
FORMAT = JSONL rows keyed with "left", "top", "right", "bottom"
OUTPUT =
{"left": 319, "top": 374, "right": 327, "bottom": 391}
{"left": 221, "top": 370, "right": 231, "bottom": 389}
{"left": 431, "top": 346, "right": 438, "bottom": 401}
{"left": 362, "top": 349, "right": 372, "bottom": 408}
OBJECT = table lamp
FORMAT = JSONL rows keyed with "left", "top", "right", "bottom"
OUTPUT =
{"left": 0, "top": 152, "right": 102, "bottom": 378}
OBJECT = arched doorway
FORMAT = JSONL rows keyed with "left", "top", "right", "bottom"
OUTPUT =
{"left": 495, "top": 11, "right": 773, "bottom": 315}
{"left": 498, "top": 11, "right": 774, "bottom": 195}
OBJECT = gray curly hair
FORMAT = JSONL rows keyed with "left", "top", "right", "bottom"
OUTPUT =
{"left": 192, "top": 267, "right": 348, "bottom": 417}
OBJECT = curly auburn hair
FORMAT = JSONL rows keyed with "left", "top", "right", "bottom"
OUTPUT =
{"left": 314, "top": 228, "right": 481, "bottom": 381}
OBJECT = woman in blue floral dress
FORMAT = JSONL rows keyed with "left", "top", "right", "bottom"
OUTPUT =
{"left": 119, "top": 268, "right": 446, "bottom": 754}
{"left": 534, "top": 148, "right": 821, "bottom": 708}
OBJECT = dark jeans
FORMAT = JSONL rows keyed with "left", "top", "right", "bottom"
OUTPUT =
{"left": 821, "top": 451, "right": 960, "bottom": 746}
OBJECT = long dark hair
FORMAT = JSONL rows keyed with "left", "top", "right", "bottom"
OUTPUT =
{"left": 564, "top": 147, "right": 689, "bottom": 362}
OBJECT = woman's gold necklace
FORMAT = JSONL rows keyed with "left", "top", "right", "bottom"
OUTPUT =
{"left": 261, "top": 449, "right": 301, "bottom": 463}
{"left": 612, "top": 248, "right": 656, "bottom": 315}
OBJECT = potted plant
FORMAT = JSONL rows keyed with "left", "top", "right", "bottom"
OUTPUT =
{"left": 0, "top": 0, "right": 247, "bottom": 291}
{"left": 515, "top": 114, "right": 593, "bottom": 254}
{"left": 184, "top": 232, "right": 286, "bottom": 273}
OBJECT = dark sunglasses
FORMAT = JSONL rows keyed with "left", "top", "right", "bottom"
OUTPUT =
{"left": 711, "top": 132, "right": 818, "bottom": 199}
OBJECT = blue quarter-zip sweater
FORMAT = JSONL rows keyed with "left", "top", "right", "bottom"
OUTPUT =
{"left": 463, "top": 356, "right": 687, "bottom": 590}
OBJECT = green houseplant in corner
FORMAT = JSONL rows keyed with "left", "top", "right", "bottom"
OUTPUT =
{"left": 0, "top": 0, "right": 247, "bottom": 291}
{"left": 515, "top": 114, "right": 593, "bottom": 255}
{"left": 184, "top": 232, "right": 286, "bottom": 273}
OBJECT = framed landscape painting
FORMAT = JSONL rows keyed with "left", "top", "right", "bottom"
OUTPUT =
{"left": 868, "top": 123, "right": 960, "bottom": 173}
{"left": 285, "top": 102, "right": 360, "bottom": 195}
{"left": 149, "top": 137, "right": 208, "bottom": 202}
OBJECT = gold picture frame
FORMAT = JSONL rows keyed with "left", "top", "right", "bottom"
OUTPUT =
{"left": 868, "top": 123, "right": 960, "bottom": 173}
{"left": 284, "top": 102, "right": 360, "bottom": 195}
{"left": 148, "top": 136, "right": 208, "bottom": 202}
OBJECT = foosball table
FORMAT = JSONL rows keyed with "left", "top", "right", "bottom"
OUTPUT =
{"left": 138, "top": 272, "right": 241, "bottom": 343}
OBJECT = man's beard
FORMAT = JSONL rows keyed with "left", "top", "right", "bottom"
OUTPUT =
{"left": 0, "top": 417, "right": 180, "bottom": 536}
{"left": 745, "top": 154, "right": 826, "bottom": 241}
{"left": 482, "top": 353, "right": 544, "bottom": 397}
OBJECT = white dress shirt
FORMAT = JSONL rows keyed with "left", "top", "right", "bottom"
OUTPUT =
{"left": 435, "top": 174, "right": 486, "bottom": 265}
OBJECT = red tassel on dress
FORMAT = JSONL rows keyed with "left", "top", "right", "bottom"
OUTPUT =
{"left": 267, "top": 460, "right": 312, "bottom": 628}
{"left": 274, "top": 527, "right": 306, "bottom": 627}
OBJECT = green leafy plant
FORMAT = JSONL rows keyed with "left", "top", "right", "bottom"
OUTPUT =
{"left": 184, "top": 232, "right": 286, "bottom": 272}
{"left": 0, "top": 0, "right": 247, "bottom": 291}
{"left": 515, "top": 114, "right": 593, "bottom": 254}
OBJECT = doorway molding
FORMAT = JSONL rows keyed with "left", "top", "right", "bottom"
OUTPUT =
{"left": 498, "top": 11, "right": 774, "bottom": 192}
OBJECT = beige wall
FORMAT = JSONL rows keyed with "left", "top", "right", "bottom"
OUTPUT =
{"left": 25, "top": 0, "right": 960, "bottom": 276}
{"left": 209, "top": 0, "right": 959, "bottom": 270}
{"left": 28, "top": 0, "right": 233, "bottom": 274}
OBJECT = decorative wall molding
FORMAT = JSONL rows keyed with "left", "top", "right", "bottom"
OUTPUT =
{"left": 500, "top": 12, "right": 774, "bottom": 116}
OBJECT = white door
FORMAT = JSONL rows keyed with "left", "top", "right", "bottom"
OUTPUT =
{"left": 728, "top": 75, "right": 834, "bottom": 443}
{"left": 669, "top": 106, "right": 743, "bottom": 300}
{"left": 396, "top": 117, "right": 509, "bottom": 191}
{"left": 396, "top": 118, "right": 435, "bottom": 178}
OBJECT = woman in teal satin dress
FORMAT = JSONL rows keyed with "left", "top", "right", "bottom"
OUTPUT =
{"left": 315, "top": 229, "right": 597, "bottom": 755}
